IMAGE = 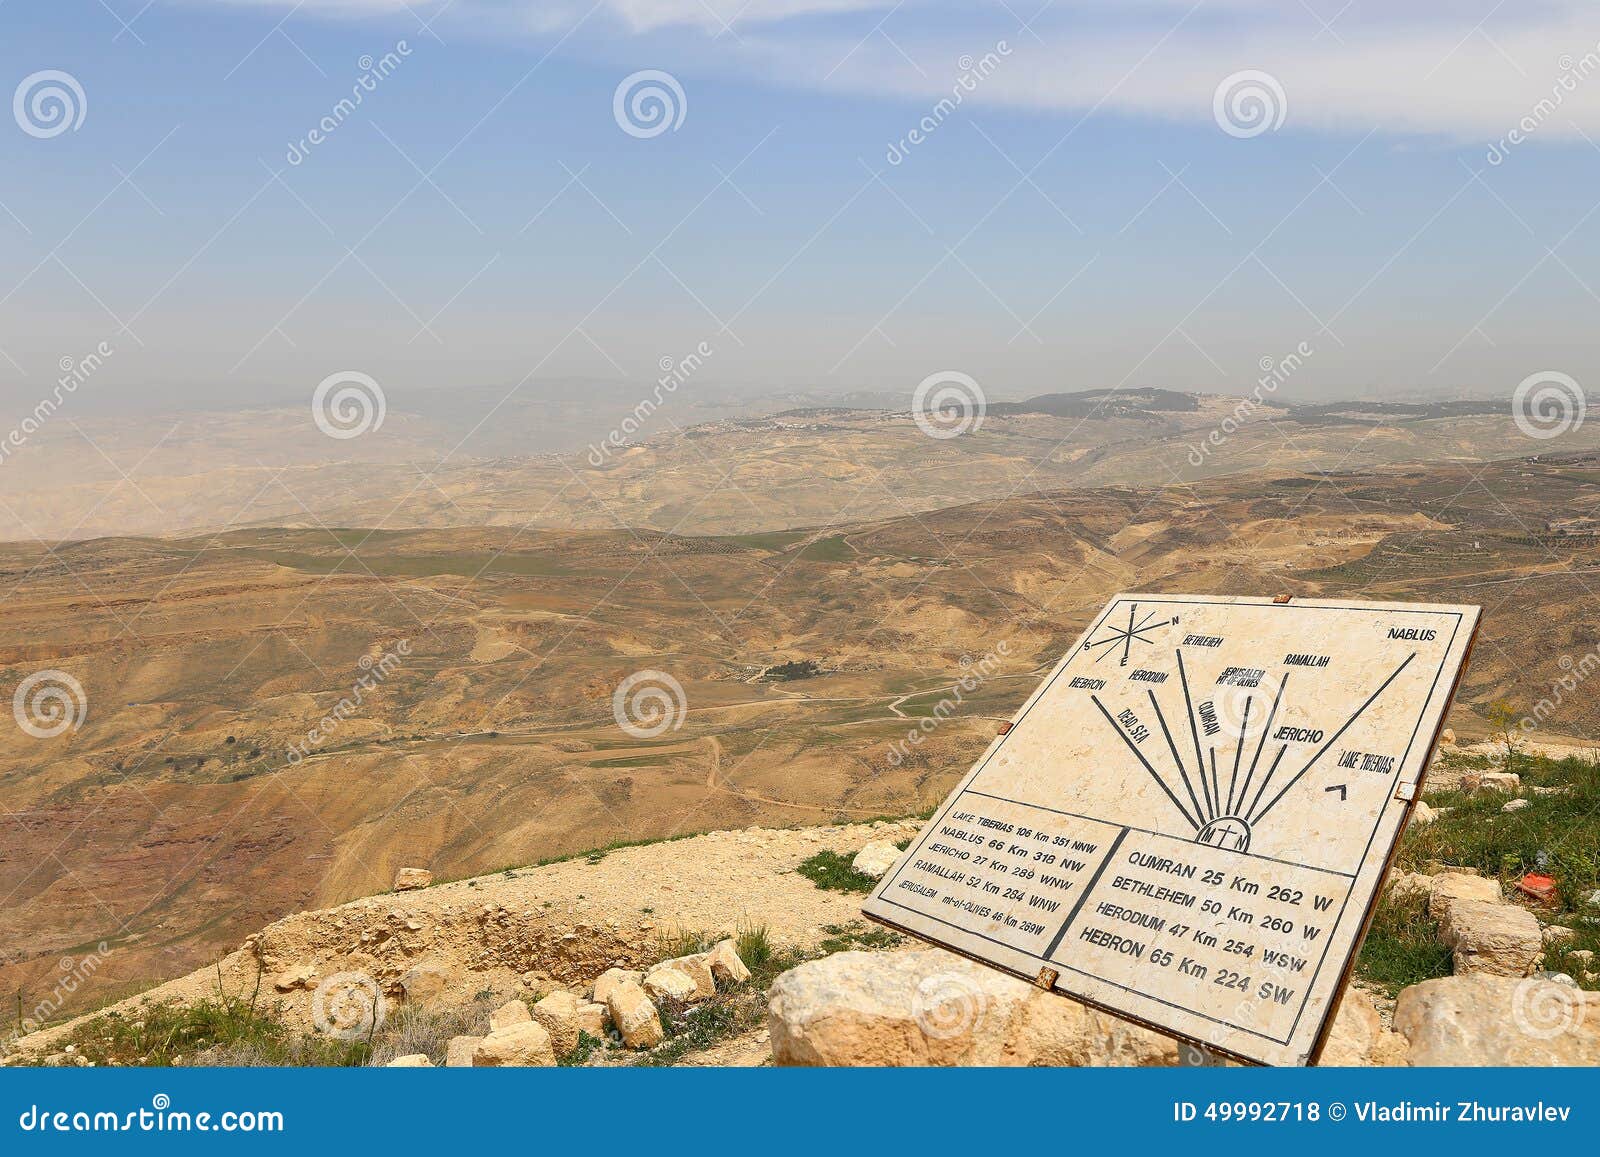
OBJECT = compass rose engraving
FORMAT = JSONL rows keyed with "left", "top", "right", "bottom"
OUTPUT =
{"left": 1083, "top": 602, "right": 1179, "bottom": 666}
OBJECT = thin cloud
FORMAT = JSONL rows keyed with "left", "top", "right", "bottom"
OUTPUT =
{"left": 159, "top": 1, "right": 1600, "bottom": 139}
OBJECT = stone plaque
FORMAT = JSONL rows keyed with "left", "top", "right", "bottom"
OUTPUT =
{"left": 862, "top": 594, "right": 1480, "bottom": 1066}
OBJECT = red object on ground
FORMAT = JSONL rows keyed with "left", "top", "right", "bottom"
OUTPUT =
{"left": 1518, "top": 872, "right": 1557, "bottom": 902}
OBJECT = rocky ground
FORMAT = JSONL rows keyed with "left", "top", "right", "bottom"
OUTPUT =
{"left": 7, "top": 737, "right": 1597, "bottom": 1068}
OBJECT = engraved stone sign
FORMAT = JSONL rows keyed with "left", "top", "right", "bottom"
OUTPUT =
{"left": 862, "top": 594, "right": 1480, "bottom": 1066}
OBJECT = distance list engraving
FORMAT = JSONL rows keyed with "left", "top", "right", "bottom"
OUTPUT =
{"left": 863, "top": 594, "right": 1480, "bottom": 1066}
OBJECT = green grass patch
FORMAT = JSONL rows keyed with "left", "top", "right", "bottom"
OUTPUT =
{"left": 735, "top": 924, "right": 774, "bottom": 970}
{"left": 1354, "top": 890, "right": 1453, "bottom": 997}
{"left": 817, "top": 921, "right": 903, "bottom": 954}
{"left": 559, "top": 1031, "right": 606, "bottom": 1066}
{"left": 1405, "top": 756, "right": 1600, "bottom": 911}
{"left": 796, "top": 850, "right": 878, "bottom": 894}
{"left": 655, "top": 927, "right": 717, "bottom": 961}
{"left": 586, "top": 754, "right": 675, "bottom": 769}
{"left": 795, "top": 535, "right": 854, "bottom": 563}
{"left": 63, "top": 988, "right": 369, "bottom": 1068}
{"left": 711, "top": 530, "right": 809, "bottom": 553}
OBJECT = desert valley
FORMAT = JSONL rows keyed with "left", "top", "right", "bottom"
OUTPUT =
{"left": 4, "top": 388, "right": 1600, "bottom": 1032}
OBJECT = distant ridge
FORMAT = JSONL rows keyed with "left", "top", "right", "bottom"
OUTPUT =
{"left": 988, "top": 387, "right": 1204, "bottom": 417}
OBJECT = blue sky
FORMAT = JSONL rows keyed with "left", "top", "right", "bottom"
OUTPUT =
{"left": 3, "top": 1, "right": 1600, "bottom": 408}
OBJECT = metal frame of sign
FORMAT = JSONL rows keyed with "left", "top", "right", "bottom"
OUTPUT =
{"left": 863, "top": 593, "right": 1481, "bottom": 1067}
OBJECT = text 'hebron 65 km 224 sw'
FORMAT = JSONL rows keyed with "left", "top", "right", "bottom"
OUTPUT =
{"left": 863, "top": 594, "right": 1479, "bottom": 1067}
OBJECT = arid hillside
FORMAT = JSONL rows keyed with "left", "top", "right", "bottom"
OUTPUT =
{"left": 1, "top": 390, "right": 1589, "bottom": 541}
{"left": 4, "top": 452, "right": 1600, "bottom": 1021}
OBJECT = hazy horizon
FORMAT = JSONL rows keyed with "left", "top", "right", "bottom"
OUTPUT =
{"left": 4, "top": 2, "right": 1600, "bottom": 419}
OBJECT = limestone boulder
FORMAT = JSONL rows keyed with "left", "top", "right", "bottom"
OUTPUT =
{"left": 851, "top": 840, "right": 903, "bottom": 880}
{"left": 1426, "top": 872, "right": 1501, "bottom": 920}
{"left": 644, "top": 966, "right": 699, "bottom": 1003}
{"left": 1387, "top": 872, "right": 1431, "bottom": 902}
{"left": 767, "top": 949, "right": 1175, "bottom": 1066}
{"left": 707, "top": 939, "right": 751, "bottom": 986}
{"left": 472, "top": 1021, "right": 556, "bottom": 1067}
{"left": 532, "top": 990, "right": 581, "bottom": 1055}
{"left": 444, "top": 1035, "right": 482, "bottom": 1067}
{"left": 1409, "top": 801, "right": 1437, "bottom": 827}
{"left": 1439, "top": 899, "right": 1542, "bottom": 977}
{"left": 606, "top": 980, "right": 664, "bottom": 1049}
{"left": 385, "top": 1053, "right": 433, "bottom": 1067}
{"left": 1394, "top": 974, "right": 1599, "bottom": 1064}
{"left": 399, "top": 963, "right": 450, "bottom": 1005}
{"left": 592, "top": 968, "right": 643, "bottom": 1005}
{"left": 489, "top": 999, "right": 532, "bottom": 1032}
{"left": 1319, "top": 988, "right": 1409, "bottom": 1066}
{"left": 392, "top": 867, "right": 432, "bottom": 891}
{"left": 273, "top": 963, "right": 318, "bottom": 993}
{"left": 657, "top": 953, "right": 717, "bottom": 1000}
{"left": 1463, "top": 771, "right": 1520, "bottom": 794}
{"left": 576, "top": 1001, "right": 611, "bottom": 1038}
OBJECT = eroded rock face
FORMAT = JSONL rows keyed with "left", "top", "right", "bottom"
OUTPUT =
{"left": 1393, "top": 975, "right": 1599, "bottom": 1065}
{"left": 767, "top": 950, "right": 1177, "bottom": 1067}
{"left": 1438, "top": 900, "right": 1542, "bottom": 977}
